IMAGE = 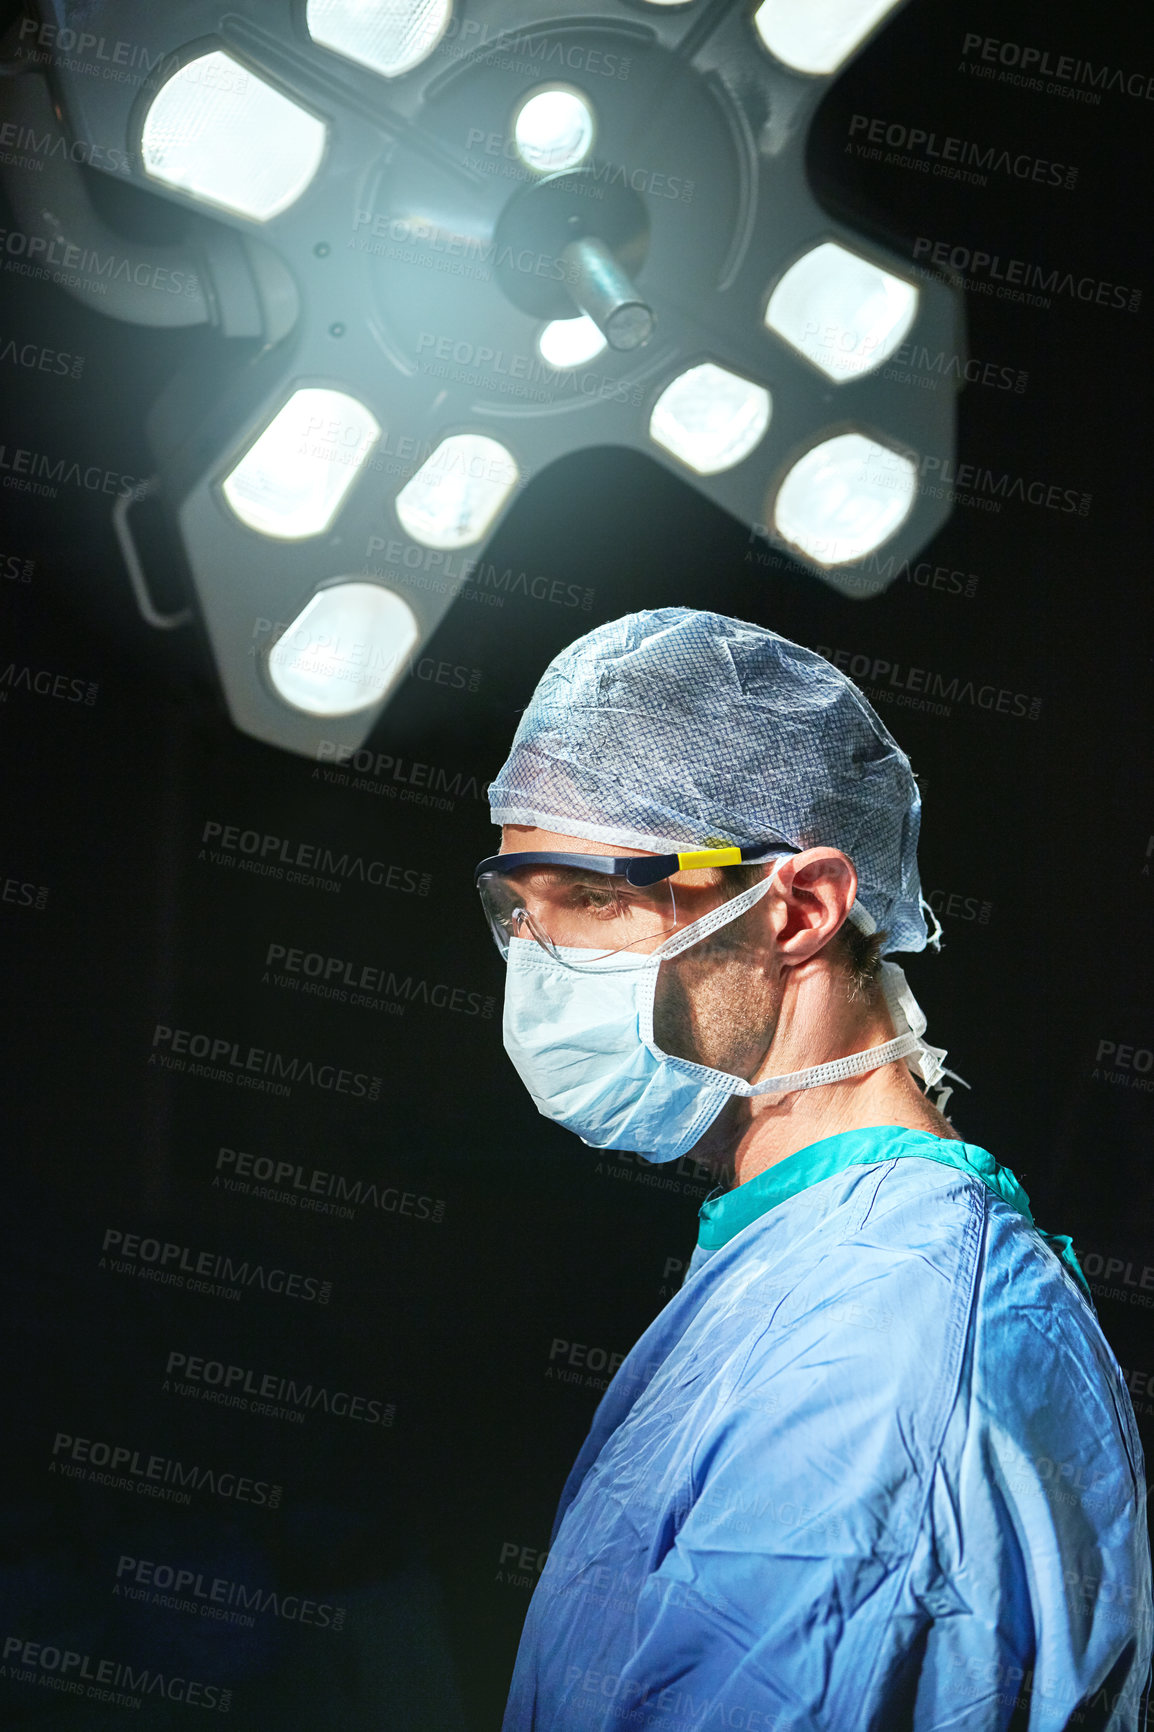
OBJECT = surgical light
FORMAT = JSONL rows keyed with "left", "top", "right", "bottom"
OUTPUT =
{"left": 267, "top": 582, "right": 420, "bottom": 715}
{"left": 753, "top": 0, "right": 903, "bottom": 75}
{"left": 513, "top": 88, "right": 595, "bottom": 173}
{"left": 305, "top": 0, "right": 453, "bottom": 79}
{"left": 7, "top": 0, "right": 964, "bottom": 758}
{"left": 538, "top": 317, "right": 608, "bottom": 369}
{"left": 222, "top": 389, "right": 381, "bottom": 540}
{"left": 765, "top": 243, "right": 918, "bottom": 381}
{"left": 649, "top": 364, "right": 771, "bottom": 475}
{"left": 395, "top": 435, "right": 520, "bottom": 549}
{"left": 140, "top": 52, "right": 327, "bottom": 221}
{"left": 772, "top": 433, "right": 916, "bottom": 565}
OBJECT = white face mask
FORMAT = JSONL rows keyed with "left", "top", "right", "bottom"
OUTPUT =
{"left": 502, "top": 866, "right": 942, "bottom": 1164}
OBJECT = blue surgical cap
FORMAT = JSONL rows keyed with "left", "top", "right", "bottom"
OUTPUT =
{"left": 488, "top": 607, "right": 934, "bottom": 957}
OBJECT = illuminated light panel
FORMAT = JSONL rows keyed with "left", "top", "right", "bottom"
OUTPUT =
{"left": 513, "top": 87, "right": 595, "bottom": 174}
{"left": 222, "top": 388, "right": 381, "bottom": 539}
{"left": 649, "top": 363, "right": 771, "bottom": 475}
{"left": 306, "top": 0, "right": 452, "bottom": 79}
{"left": 268, "top": 582, "right": 420, "bottom": 716}
{"left": 140, "top": 51, "right": 326, "bottom": 220}
{"left": 538, "top": 315, "right": 608, "bottom": 368}
{"left": 772, "top": 432, "right": 916, "bottom": 565}
{"left": 766, "top": 241, "right": 918, "bottom": 381}
{"left": 752, "top": 0, "right": 901, "bottom": 75}
{"left": 395, "top": 434, "right": 519, "bottom": 548}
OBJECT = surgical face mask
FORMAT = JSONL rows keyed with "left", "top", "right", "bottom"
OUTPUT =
{"left": 502, "top": 866, "right": 940, "bottom": 1164}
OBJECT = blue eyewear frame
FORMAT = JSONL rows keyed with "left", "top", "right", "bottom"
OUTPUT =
{"left": 474, "top": 839, "right": 800, "bottom": 891}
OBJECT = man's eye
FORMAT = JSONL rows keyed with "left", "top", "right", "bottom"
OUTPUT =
{"left": 571, "top": 885, "right": 618, "bottom": 912}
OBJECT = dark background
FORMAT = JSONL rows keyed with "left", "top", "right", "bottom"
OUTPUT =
{"left": 2, "top": 0, "right": 1153, "bottom": 1726}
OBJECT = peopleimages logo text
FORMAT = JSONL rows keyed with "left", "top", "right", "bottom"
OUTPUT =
{"left": 115, "top": 1555, "right": 346, "bottom": 1631}
{"left": 165, "top": 1351, "right": 395, "bottom": 1427}
{"left": 18, "top": 16, "right": 188, "bottom": 77}
{"left": 0, "top": 662, "right": 98, "bottom": 703}
{"left": 912, "top": 237, "right": 1140, "bottom": 313}
{"left": 199, "top": 820, "right": 429, "bottom": 894}
{"left": 815, "top": 646, "right": 1042, "bottom": 722}
{"left": 2, "top": 1635, "right": 229, "bottom": 1713}
{"left": 101, "top": 1228, "right": 332, "bottom": 1304}
{"left": 149, "top": 1024, "right": 383, "bottom": 1102}
{"left": 50, "top": 1430, "right": 281, "bottom": 1508}
{"left": 0, "top": 229, "right": 197, "bottom": 293}
{"left": 314, "top": 741, "right": 490, "bottom": 802}
{"left": 264, "top": 941, "right": 495, "bottom": 1017}
{"left": 848, "top": 114, "right": 1077, "bottom": 189}
{"left": 960, "top": 32, "right": 1154, "bottom": 102}
{"left": 0, "top": 439, "right": 147, "bottom": 498}
{"left": 213, "top": 1146, "right": 447, "bottom": 1225}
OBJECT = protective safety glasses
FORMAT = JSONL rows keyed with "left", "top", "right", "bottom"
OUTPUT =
{"left": 475, "top": 842, "right": 798, "bottom": 972}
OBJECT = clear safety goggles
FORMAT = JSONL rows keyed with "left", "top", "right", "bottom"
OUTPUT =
{"left": 474, "top": 841, "right": 799, "bottom": 973}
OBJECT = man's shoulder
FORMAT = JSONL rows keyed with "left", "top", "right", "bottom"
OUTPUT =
{"left": 862, "top": 1151, "right": 1094, "bottom": 1315}
{"left": 710, "top": 1152, "right": 1130, "bottom": 1462}
{"left": 690, "top": 1156, "right": 984, "bottom": 1382}
{"left": 717, "top": 1148, "right": 1090, "bottom": 1341}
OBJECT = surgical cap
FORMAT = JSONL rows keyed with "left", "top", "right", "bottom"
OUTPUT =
{"left": 488, "top": 607, "right": 934, "bottom": 957}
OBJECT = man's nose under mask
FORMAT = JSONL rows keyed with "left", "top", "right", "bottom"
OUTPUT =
{"left": 501, "top": 869, "right": 957, "bottom": 1164}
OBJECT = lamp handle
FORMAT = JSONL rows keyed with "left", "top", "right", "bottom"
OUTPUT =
{"left": 112, "top": 480, "right": 194, "bottom": 632}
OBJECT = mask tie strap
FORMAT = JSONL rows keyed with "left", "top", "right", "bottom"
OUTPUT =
{"left": 745, "top": 1030, "right": 923, "bottom": 1097}
{"left": 643, "top": 864, "right": 968, "bottom": 1113}
{"left": 879, "top": 959, "right": 969, "bottom": 1111}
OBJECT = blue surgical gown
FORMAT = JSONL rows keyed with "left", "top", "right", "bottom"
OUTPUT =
{"left": 503, "top": 1127, "right": 1153, "bottom": 1730}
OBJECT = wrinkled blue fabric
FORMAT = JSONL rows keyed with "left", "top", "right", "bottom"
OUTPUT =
{"left": 503, "top": 1129, "right": 1153, "bottom": 1730}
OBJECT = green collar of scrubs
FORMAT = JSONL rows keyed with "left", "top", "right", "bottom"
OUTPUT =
{"left": 697, "top": 1125, "right": 1091, "bottom": 1300}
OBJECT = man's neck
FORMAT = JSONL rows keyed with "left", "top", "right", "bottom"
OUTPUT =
{"left": 694, "top": 973, "right": 963, "bottom": 1188}
{"left": 727, "top": 1059, "right": 962, "bottom": 1187}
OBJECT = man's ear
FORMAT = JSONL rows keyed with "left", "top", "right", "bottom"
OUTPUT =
{"left": 768, "top": 849, "right": 858, "bottom": 968}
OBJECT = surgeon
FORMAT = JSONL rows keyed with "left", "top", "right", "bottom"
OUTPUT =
{"left": 476, "top": 608, "right": 1153, "bottom": 1731}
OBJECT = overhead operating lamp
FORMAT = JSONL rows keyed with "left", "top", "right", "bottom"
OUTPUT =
{"left": 2, "top": 0, "right": 964, "bottom": 758}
